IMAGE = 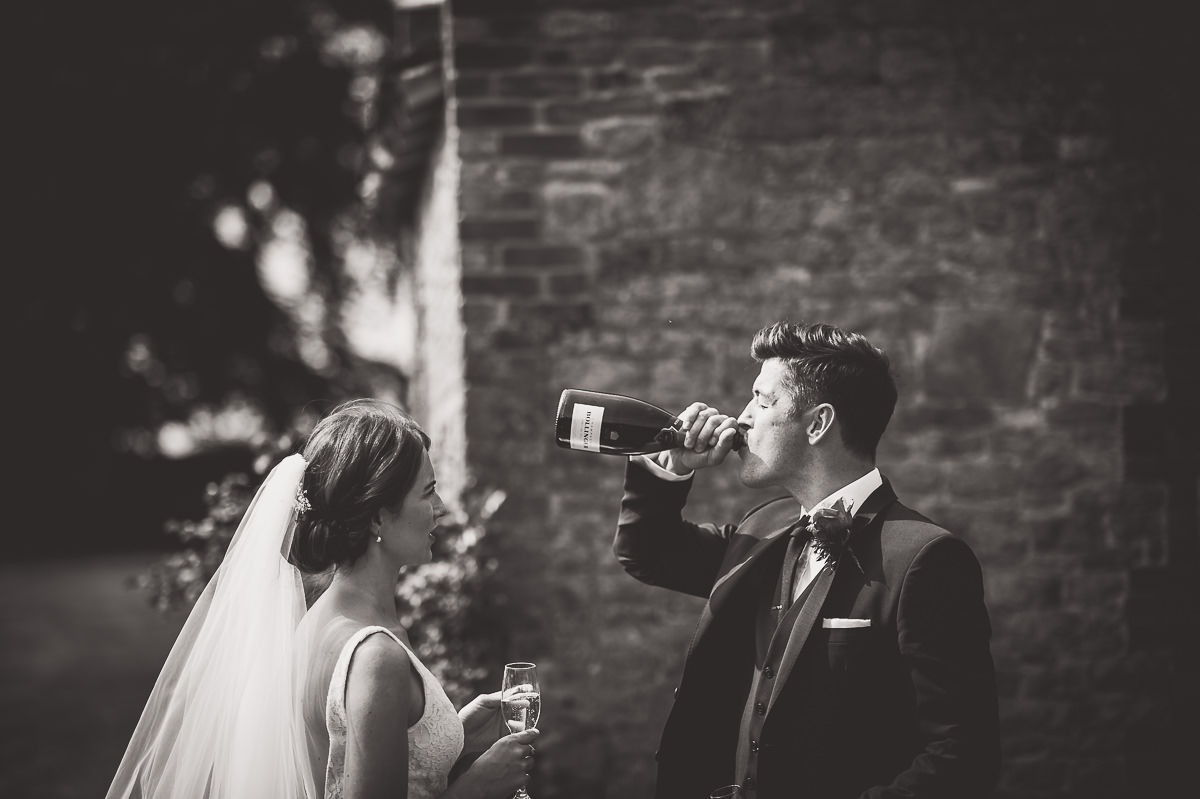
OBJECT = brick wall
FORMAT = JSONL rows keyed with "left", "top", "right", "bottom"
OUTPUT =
{"left": 438, "top": 1, "right": 1199, "bottom": 796}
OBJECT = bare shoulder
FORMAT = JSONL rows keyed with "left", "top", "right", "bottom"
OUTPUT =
{"left": 347, "top": 631, "right": 412, "bottom": 690}
{"left": 344, "top": 631, "right": 414, "bottom": 732}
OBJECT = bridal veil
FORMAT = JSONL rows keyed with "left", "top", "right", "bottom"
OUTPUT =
{"left": 107, "top": 454, "right": 318, "bottom": 799}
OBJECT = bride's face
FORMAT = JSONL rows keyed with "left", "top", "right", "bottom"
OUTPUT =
{"left": 376, "top": 451, "right": 448, "bottom": 567}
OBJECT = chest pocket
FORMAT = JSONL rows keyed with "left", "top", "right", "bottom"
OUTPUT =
{"left": 825, "top": 625, "right": 892, "bottom": 682}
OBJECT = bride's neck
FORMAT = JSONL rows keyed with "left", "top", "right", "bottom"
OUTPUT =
{"left": 325, "top": 554, "right": 401, "bottom": 621}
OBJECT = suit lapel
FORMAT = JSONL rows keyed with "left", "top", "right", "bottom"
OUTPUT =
{"left": 766, "top": 556, "right": 838, "bottom": 714}
{"left": 765, "top": 479, "right": 898, "bottom": 713}
{"left": 686, "top": 519, "right": 798, "bottom": 662}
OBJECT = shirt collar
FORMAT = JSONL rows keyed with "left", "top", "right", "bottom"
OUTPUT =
{"left": 801, "top": 467, "right": 882, "bottom": 519}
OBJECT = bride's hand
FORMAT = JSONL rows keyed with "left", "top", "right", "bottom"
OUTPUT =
{"left": 449, "top": 728, "right": 539, "bottom": 799}
{"left": 458, "top": 692, "right": 503, "bottom": 754}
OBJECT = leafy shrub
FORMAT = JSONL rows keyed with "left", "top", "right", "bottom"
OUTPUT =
{"left": 136, "top": 441, "right": 507, "bottom": 703}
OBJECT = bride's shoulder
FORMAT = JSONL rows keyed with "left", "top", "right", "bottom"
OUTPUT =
{"left": 345, "top": 632, "right": 410, "bottom": 681}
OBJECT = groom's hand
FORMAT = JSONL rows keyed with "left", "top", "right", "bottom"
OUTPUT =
{"left": 657, "top": 402, "right": 742, "bottom": 475}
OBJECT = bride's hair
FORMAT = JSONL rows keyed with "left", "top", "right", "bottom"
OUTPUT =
{"left": 291, "top": 398, "right": 431, "bottom": 573}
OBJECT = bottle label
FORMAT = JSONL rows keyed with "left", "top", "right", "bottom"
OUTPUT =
{"left": 569, "top": 403, "right": 604, "bottom": 452}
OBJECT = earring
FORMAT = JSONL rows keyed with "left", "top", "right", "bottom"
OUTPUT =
{"left": 374, "top": 534, "right": 382, "bottom": 543}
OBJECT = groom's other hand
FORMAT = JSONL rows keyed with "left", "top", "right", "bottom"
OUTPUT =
{"left": 656, "top": 402, "right": 742, "bottom": 476}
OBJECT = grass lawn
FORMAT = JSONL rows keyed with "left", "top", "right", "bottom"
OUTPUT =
{"left": 0, "top": 554, "right": 185, "bottom": 798}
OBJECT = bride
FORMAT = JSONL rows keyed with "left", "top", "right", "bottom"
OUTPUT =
{"left": 107, "top": 399, "right": 538, "bottom": 799}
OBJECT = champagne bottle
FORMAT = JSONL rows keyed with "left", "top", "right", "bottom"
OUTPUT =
{"left": 554, "top": 388, "right": 745, "bottom": 456}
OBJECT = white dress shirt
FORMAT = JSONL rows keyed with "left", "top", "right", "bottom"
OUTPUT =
{"left": 788, "top": 467, "right": 882, "bottom": 600}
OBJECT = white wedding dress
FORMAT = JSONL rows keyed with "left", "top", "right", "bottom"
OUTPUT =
{"left": 321, "top": 626, "right": 464, "bottom": 799}
{"left": 106, "top": 456, "right": 466, "bottom": 799}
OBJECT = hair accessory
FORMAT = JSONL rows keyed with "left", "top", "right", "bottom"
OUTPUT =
{"left": 294, "top": 486, "right": 312, "bottom": 515}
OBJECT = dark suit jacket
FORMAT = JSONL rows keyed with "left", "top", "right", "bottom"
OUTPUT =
{"left": 614, "top": 462, "right": 1000, "bottom": 799}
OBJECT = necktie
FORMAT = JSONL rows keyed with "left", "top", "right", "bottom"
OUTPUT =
{"left": 778, "top": 515, "right": 810, "bottom": 615}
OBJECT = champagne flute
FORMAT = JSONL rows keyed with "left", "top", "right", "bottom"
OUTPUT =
{"left": 501, "top": 662, "right": 540, "bottom": 799}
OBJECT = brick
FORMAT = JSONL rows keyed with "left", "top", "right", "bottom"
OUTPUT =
{"left": 507, "top": 301, "right": 594, "bottom": 334}
{"left": 879, "top": 47, "right": 949, "bottom": 85}
{"left": 482, "top": 15, "right": 541, "bottom": 39}
{"left": 543, "top": 95, "right": 657, "bottom": 126}
{"left": 946, "top": 460, "right": 1022, "bottom": 500}
{"left": 1061, "top": 570, "right": 1128, "bottom": 612}
{"left": 1018, "top": 445, "right": 1100, "bottom": 492}
{"left": 894, "top": 404, "right": 995, "bottom": 431}
{"left": 537, "top": 42, "right": 621, "bottom": 68}
{"left": 456, "top": 103, "right": 536, "bottom": 129}
{"left": 582, "top": 118, "right": 659, "bottom": 157}
{"left": 459, "top": 217, "right": 540, "bottom": 241}
{"left": 623, "top": 9, "right": 707, "bottom": 40}
{"left": 462, "top": 274, "right": 541, "bottom": 298}
{"left": 454, "top": 43, "right": 535, "bottom": 70}
{"left": 494, "top": 71, "right": 585, "bottom": 98}
{"left": 460, "top": 161, "right": 546, "bottom": 190}
{"left": 503, "top": 245, "right": 586, "bottom": 268}
{"left": 458, "top": 130, "right": 499, "bottom": 156}
{"left": 539, "top": 10, "right": 618, "bottom": 39}
{"left": 590, "top": 68, "right": 641, "bottom": 92}
{"left": 543, "top": 271, "right": 590, "bottom": 297}
{"left": 695, "top": 41, "right": 771, "bottom": 79}
{"left": 647, "top": 67, "right": 702, "bottom": 94}
{"left": 459, "top": 189, "right": 537, "bottom": 215}
{"left": 624, "top": 42, "right": 697, "bottom": 69}
{"left": 500, "top": 133, "right": 584, "bottom": 159}
{"left": 1057, "top": 136, "right": 1111, "bottom": 164}
{"left": 462, "top": 300, "right": 502, "bottom": 327}
{"left": 459, "top": 242, "right": 491, "bottom": 272}
{"left": 453, "top": 73, "right": 491, "bottom": 98}
{"left": 811, "top": 30, "right": 879, "bottom": 82}
{"left": 697, "top": 10, "right": 772, "bottom": 38}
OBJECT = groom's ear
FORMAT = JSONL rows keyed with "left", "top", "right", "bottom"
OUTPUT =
{"left": 807, "top": 404, "right": 836, "bottom": 445}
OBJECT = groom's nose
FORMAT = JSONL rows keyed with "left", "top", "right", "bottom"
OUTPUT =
{"left": 737, "top": 401, "right": 754, "bottom": 428}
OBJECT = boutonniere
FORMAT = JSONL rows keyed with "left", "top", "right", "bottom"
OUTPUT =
{"left": 807, "top": 498, "right": 864, "bottom": 574}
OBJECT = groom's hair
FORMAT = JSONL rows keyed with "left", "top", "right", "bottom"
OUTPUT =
{"left": 292, "top": 399, "right": 431, "bottom": 573}
{"left": 751, "top": 321, "right": 897, "bottom": 461}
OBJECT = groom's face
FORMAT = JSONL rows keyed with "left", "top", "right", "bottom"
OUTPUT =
{"left": 736, "top": 359, "right": 810, "bottom": 490}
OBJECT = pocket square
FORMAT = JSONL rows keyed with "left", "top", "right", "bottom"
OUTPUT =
{"left": 823, "top": 618, "right": 871, "bottom": 628}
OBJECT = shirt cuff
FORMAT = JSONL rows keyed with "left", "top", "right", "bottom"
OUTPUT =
{"left": 630, "top": 454, "right": 694, "bottom": 482}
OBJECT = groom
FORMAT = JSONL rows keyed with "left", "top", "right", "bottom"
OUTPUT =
{"left": 613, "top": 321, "right": 1000, "bottom": 798}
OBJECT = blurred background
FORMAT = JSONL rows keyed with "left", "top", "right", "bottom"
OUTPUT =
{"left": 4, "top": 0, "right": 1197, "bottom": 797}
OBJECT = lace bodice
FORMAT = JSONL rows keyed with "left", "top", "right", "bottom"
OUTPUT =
{"left": 324, "top": 626, "right": 464, "bottom": 799}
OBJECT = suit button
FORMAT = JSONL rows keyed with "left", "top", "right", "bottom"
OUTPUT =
{"left": 755, "top": 702, "right": 766, "bottom": 715}
{"left": 763, "top": 665, "right": 774, "bottom": 678}
{"left": 750, "top": 739, "right": 760, "bottom": 753}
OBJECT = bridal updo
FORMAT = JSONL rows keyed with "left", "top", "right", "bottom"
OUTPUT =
{"left": 291, "top": 399, "right": 431, "bottom": 573}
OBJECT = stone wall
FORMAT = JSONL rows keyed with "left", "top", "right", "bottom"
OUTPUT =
{"left": 441, "top": 1, "right": 1198, "bottom": 796}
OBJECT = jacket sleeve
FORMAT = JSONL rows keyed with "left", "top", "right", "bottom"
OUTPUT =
{"left": 612, "top": 458, "right": 737, "bottom": 599}
{"left": 862, "top": 535, "right": 1001, "bottom": 799}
